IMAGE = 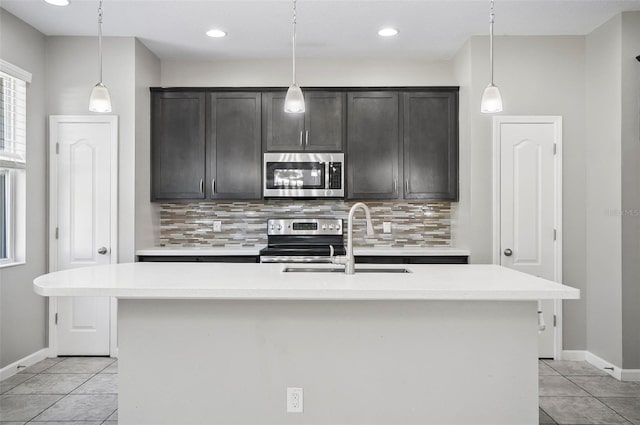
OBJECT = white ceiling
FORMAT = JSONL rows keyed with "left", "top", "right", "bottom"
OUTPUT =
{"left": 2, "top": 0, "right": 640, "bottom": 61}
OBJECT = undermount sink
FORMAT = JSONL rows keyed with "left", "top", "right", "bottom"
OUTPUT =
{"left": 282, "top": 267, "right": 412, "bottom": 274}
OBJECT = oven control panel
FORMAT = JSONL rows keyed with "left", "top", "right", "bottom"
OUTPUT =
{"left": 267, "top": 218, "right": 343, "bottom": 236}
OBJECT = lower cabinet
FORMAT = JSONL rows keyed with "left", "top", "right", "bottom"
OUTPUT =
{"left": 355, "top": 256, "right": 468, "bottom": 265}
{"left": 138, "top": 255, "right": 467, "bottom": 264}
{"left": 137, "top": 256, "right": 259, "bottom": 263}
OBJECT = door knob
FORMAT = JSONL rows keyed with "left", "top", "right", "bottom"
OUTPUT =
{"left": 97, "top": 247, "right": 108, "bottom": 255}
{"left": 504, "top": 248, "right": 513, "bottom": 257}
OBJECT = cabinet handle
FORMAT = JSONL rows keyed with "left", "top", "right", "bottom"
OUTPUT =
{"left": 211, "top": 178, "right": 216, "bottom": 194}
{"left": 405, "top": 180, "right": 409, "bottom": 193}
{"left": 394, "top": 178, "right": 397, "bottom": 194}
{"left": 305, "top": 130, "right": 309, "bottom": 145}
{"left": 200, "top": 178, "right": 204, "bottom": 194}
{"left": 299, "top": 131, "right": 303, "bottom": 146}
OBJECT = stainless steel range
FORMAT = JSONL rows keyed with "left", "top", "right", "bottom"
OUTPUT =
{"left": 259, "top": 218, "right": 346, "bottom": 263}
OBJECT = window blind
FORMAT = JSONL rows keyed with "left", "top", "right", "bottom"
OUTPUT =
{"left": 0, "top": 70, "right": 27, "bottom": 169}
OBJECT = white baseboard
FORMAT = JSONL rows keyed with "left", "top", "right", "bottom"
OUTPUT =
{"left": 621, "top": 369, "right": 640, "bottom": 381}
{"left": 585, "top": 351, "right": 621, "bottom": 380}
{"left": 561, "top": 350, "right": 640, "bottom": 381}
{"left": 0, "top": 348, "right": 49, "bottom": 380}
{"left": 561, "top": 350, "right": 586, "bottom": 361}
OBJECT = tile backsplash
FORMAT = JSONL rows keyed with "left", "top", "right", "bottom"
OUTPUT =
{"left": 160, "top": 200, "right": 451, "bottom": 247}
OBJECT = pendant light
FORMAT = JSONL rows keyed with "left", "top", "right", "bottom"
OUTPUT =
{"left": 480, "top": 0, "right": 503, "bottom": 113}
{"left": 89, "top": 0, "right": 112, "bottom": 113}
{"left": 284, "top": 0, "right": 305, "bottom": 113}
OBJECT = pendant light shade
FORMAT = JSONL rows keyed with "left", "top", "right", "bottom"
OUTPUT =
{"left": 284, "top": 0, "right": 305, "bottom": 113}
{"left": 285, "top": 83, "right": 305, "bottom": 113}
{"left": 480, "top": 0, "right": 502, "bottom": 113}
{"left": 480, "top": 84, "right": 503, "bottom": 113}
{"left": 89, "top": 0, "right": 112, "bottom": 113}
{"left": 89, "top": 82, "right": 112, "bottom": 113}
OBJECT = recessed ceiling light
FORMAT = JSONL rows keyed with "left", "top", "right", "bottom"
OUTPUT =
{"left": 378, "top": 27, "right": 399, "bottom": 37}
{"left": 44, "top": 0, "right": 69, "bottom": 5}
{"left": 206, "top": 29, "right": 227, "bottom": 38}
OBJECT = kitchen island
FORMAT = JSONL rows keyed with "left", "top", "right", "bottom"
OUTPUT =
{"left": 34, "top": 262, "right": 579, "bottom": 425}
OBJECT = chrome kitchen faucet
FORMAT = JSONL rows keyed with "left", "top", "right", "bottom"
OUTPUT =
{"left": 332, "top": 202, "right": 374, "bottom": 274}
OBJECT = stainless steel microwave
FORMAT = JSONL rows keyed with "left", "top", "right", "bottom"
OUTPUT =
{"left": 263, "top": 153, "right": 344, "bottom": 198}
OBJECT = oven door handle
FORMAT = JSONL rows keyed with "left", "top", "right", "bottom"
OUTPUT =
{"left": 260, "top": 255, "right": 336, "bottom": 264}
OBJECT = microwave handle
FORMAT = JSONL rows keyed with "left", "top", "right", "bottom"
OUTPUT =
{"left": 325, "top": 162, "right": 330, "bottom": 189}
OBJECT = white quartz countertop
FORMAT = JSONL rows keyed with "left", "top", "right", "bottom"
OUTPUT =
{"left": 135, "top": 246, "right": 470, "bottom": 256}
{"left": 34, "top": 263, "right": 578, "bottom": 301}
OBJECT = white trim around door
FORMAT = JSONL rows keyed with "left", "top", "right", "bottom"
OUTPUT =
{"left": 492, "top": 115, "right": 564, "bottom": 359}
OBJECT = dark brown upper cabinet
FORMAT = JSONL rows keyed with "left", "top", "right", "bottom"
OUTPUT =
{"left": 207, "top": 92, "right": 262, "bottom": 200}
{"left": 402, "top": 91, "right": 458, "bottom": 200}
{"left": 151, "top": 87, "right": 458, "bottom": 202}
{"left": 151, "top": 91, "right": 206, "bottom": 201}
{"left": 263, "top": 91, "right": 344, "bottom": 152}
{"left": 346, "top": 88, "right": 459, "bottom": 201}
{"left": 347, "top": 92, "right": 400, "bottom": 200}
{"left": 151, "top": 90, "right": 262, "bottom": 201}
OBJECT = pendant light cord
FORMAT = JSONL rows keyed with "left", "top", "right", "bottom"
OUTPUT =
{"left": 489, "top": 0, "right": 495, "bottom": 85}
{"left": 291, "top": 0, "right": 297, "bottom": 85}
{"left": 97, "top": 0, "right": 104, "bottom": 83}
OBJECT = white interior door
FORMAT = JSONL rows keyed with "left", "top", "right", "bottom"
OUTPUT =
{"left": 495, "top": 117, "right": 562, "bottom": 358}
{"left": 49, "top": 116, "right": 118, "bottom": 356}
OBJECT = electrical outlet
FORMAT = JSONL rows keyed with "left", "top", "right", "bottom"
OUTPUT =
{"left": 287, "top": 387, "right": 303, "bottom": 413}
{"left": 383, "top": 222, "right": 392, "bottom": 233}
{"left": 213, "top": 221, "right": 222, "bottom": 232}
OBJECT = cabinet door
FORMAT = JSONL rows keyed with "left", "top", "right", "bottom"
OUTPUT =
{"left": 403, "top": 91, "right": 458, "bottom": 200}
{"left": 151, "top": 92, "right": 206, "bottom": 200}
{"left": 304, "top": 92, "right": 344, "bottom": 151}
{"left": 347, "top": 92, "right": 399, "bottom": 199}
{"left": 263, "top": 92, "right": 305, "bottom": 151}
{"left": 208, "top": 92, "right": 262, "bottom": 200}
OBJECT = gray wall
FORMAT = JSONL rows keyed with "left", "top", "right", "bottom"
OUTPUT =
{"left": 451, "top": 40, "right": 472, "bottom": 251}
{"left": 0, "top": 9, "right": 47, "bottom": 368}
{"left": 620, "top": 12, "right": 640, "bottom": 369}
{"left": 585, "top": 15, "right": 624, "bottom": 367}
{"left": 454, "top": 36, "right": 588, "bottom": 351}
{"left": 161, "top": 59, "right": 456, "bottom": 87}
{"left": 134, "top": 40, "right": 161, "bottom": 250}
{"left": 584, "top": 12, "right": 640, "bottom": 369}
{"left": 45, "top": 36, "right": 137, "bottom": 263}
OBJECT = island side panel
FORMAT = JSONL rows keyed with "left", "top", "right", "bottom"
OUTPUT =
{"left": 118, "top": 299, "right": 538, "bottom": 424}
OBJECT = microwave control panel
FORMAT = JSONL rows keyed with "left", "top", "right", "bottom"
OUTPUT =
{"left": 329, "top": 163, "right": 342, "bottom": 189}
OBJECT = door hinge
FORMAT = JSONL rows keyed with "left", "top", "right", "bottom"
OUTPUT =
{"left": 554, "top": 229, "right": 557, "bottom": 241}
{"left": 55, "top": 227, "right": 59, "bottom": 240}
{"left": 56, "top": 142, "right": 59, "bottom": 154}
{"left": 553, "top": 143, "right": 557, "bottom": 155}
{"left": 54, "top": 313, "right": 58, "bottom": 325}
{"left": 553, "top": 314, "right": 557, "bottom": 327}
